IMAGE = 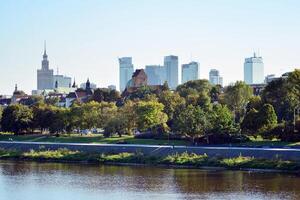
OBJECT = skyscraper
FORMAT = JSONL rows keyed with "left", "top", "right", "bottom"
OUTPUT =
{"left": 244, "top": 53, "right": 264, "bottom": 84}
{"left": 164, "top": 55, "right": 179, "bottom": 89}
{"left": 119, "top": 57, "right": 134, "bottom": 92}
{"left": 209, "top": 69, "right": 223, "bottom": 86}
{"left": 37, "top": 42, "right": 54, "bottom": 90}
{"left": 181, "top": 61, "right": 199, "bottom": 84}
{"left": 145, "top": 65, "right": 166, "bottom": 85}
{"left": 53, "top": 75, "right": 72, "bottom": 88}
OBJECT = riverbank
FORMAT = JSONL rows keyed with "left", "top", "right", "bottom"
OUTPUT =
{"left": 0, "top": 148, "right": 299, "bottom": 172}
{"left": 1, "top": 133, "right": 300, "bottom": 148}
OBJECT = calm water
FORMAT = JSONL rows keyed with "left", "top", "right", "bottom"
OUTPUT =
{"left": 0, "top": 161, "right": 300, "bottom": 200}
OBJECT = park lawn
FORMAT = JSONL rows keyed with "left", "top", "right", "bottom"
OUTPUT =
{"left": 0, "top": 134, "right": 190, "bottom": 146}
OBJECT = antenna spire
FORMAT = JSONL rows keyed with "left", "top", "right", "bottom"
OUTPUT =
{"left": 44, "top": 40, "right": 47, "bottom": 55}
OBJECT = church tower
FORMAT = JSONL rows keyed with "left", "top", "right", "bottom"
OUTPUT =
{"left": 37, "top": 41, "right": 54, "bottom": 90}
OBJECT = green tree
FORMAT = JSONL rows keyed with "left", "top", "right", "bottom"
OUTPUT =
{"left": 241, "top": 108, "right": 259, "bottom": 134}
{"left": 118, "top": 100, "right": 138, "bottom": 134}
{"left": 176, "top": 79, "right": 212, "bottom": 98}
{"left": 223, "top": 81, "right": 252, "bottom": 122}
{"left": 174, "top": 105, "right": 210, "bottom": 141}
{"left": 257, "top": 104, "right": 277, "bottom": 130}
{"left": 262, "top": 69, "right": 300, "bottom": 121}
{"left": 92, "top": 88, "right": 120, "bottom": 102}
{"left": 246, "top": 96, "right": 262, "bottom": 112}
{"left": 208, "top": 104, "right": 236, "bottom": 134}
{"left": 158, "top": 91, "right": 186, "bottom": 123}
{"left": 1, "top": 104, "right": 33, "bottom": 134}
{"left": 135, "top": 100, "right": 168, "bottom": 131}
{"left": 241, "top": 104, "right": 277, "bottom": 134}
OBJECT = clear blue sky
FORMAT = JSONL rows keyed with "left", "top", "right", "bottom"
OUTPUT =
{"left": 0, "top": 0, "right": 300, "bottom": 94}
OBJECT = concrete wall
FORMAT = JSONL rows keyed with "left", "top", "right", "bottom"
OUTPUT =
{"left": 1, "top": 142, "right": 300, "bottom": 161}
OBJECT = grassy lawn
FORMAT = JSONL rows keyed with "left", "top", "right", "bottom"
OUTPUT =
{"left": 1, "top": 133, "right": 300, "bottom": 147}
{"left": 0, "top": 134, "right": 190, "bottom": 146}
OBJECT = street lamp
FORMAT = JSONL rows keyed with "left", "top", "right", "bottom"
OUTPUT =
{"left": 294, "top": 106, "right": 300, "bottom": 133}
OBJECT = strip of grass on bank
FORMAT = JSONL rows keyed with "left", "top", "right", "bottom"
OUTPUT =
{"left": 0, "top": 148, "right": 299, "bottom": 171}
{"left": 1, "top": 133, "right": 300, "bottom": 148}
{"left": 0, "top": 133, "right": 190, "bottom": 146}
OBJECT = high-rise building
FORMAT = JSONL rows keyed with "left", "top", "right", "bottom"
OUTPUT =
{"left": 244, "top": 53, "right": 264, "bottom": 84}
{"left": 53, "top": 75, "right": 72, "bottom": 88}
{"left": 209, "top": 69, "right": 223, "bottom": 86}
{"left": 181, "top": 61, "right": 199, "bottom": 84}
{"left": 164, "top": 55, "right": 179, "bottom": 89}
{"left": 37, "top": 43, "right": 54, "bottom": 90}
{"left": 119, "top": 57, "right": 134, "bottom": 92}
{"left": 145, "top": 65, "right": 166, "bottom": 85}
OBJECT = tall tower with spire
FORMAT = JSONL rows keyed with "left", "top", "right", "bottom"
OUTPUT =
{"left": 37, "top": 41, "right": 54, "bottom": 90}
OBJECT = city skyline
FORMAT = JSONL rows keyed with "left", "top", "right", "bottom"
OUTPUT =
{"left": 1, "top": 0, "right": 300, "bottom": 94}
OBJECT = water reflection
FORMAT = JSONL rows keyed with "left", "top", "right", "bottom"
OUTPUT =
{"left": 0, "top": 160, "right": 299, "bottom": 200}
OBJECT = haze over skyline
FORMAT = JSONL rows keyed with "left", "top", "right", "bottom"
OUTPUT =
{"left": 1, "top": 0, "right": 300, "bottom": 94}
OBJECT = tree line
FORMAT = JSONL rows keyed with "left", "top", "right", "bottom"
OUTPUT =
{"left": 0, "top": 69, "right": 299, "bottom": 143}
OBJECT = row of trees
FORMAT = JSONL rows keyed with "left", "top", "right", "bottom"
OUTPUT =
{"left": 0, "top": 69, "right": 299, "bottom": 143}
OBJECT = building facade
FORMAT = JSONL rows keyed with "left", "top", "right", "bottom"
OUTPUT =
{"left": 182, "top": 61, "right": 199, "bottom": 84}
{"left": 209, "top": 69, "right": 223, "bottom": 86}
{"left": 244, "top": 53, "right": 264, "bottom": 84}
{"left": 53, "top": 75, "right": 72, "bottom": 88}
{"left": 145, "top": 65, "right": 166, "bottom": 85}
{"left": 37, "top": 45, "right": 53, "bottom": 90}
{"left": 119, "top": 57, "right": 134, "bottom": 92}
{"left": 164, "top": 55, "right": 179, "bottom": 90}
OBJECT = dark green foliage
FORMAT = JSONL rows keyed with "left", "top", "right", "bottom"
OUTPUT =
{"left": 262, "top": 69, "right": 300, "bottom": 121}
{"left": 174, "top": 105, "right": 210, "bottom": 139}
{"left": 135, "top": 100, "right": 168, "bottom": 131}
{"left": 208, "top": 104, "right": 237, "bottom": 134}
{"left": 176, "top": 79, "right": 212, "bottom": 98}
{"left": 92, "top": 88, "right": 120, "bottom": 102}
{"left": 242, "top": 104, "right": 277, "bottom": 134}
{"left": 0, "top": 104, "right": 33, "bottom": 134}
{"left": 223, "top": 81, "right": 252, "bottom": 122}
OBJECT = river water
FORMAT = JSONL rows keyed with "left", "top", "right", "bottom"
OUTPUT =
{"left": 0, "top": 160, "right": 299, "bottom": 200}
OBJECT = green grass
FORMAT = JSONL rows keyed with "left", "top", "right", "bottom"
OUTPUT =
{"left": 0, "top": 148, "right": 299, "bottom": 171}
{"left": 1, "top": 132, "right": 300, "bottom": 147}
{"left": 0, "top": 134, "right": 190, "bottom": 146}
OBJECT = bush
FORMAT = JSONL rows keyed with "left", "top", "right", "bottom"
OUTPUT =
{"left": 195, "top": 133, "right": 249, "bottom": 144}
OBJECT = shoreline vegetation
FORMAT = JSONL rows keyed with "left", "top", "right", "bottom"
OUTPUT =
{"left": 0, "top": 148, "right": 299, "bottom": 172}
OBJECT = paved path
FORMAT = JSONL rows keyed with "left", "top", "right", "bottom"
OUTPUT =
{"left": 1, "top": 141, "right": 300, "bottom": 160}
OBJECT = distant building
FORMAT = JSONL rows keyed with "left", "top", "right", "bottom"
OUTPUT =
{"left": 164, "top": 55, "right": 179, "bottom": 90}
{"left": 80, "top": 81, "right": 97, "bottom": 89}
{"left": 66, "top": 79, "right": 94, "bottom": 108}
{"left": 11, "top": 84, "right": 28, "bottom": 104}
{"left": 119, "top": 57, "right": 134, "bottom": 92}
{"left": 264, "top": 74, "right": 278, "bottom": 84}
{"left": 53, "top": 75, "right": 72, "bottom": 88}
{"left": 126, "top": 69, "right": 147, "bottom": 89}
{"left": 244, "top": 53, "right": 264, "bottom": 84}
{"left": 37, "top": 43, "right": 54, "bottom": 90}
{"left": 145, "top": 65, "right": 166, "bottom": 85}
{"left": 108, "top": 85, "right": 116, "bottom": 90}
{"left": 209, "top": 69, "right": 223, "bottom": 86}
{"left": 182, "top": 61, "right": 199, "bottom": 84}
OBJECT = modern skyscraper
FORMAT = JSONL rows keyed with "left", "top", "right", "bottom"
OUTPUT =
{"left": 209, "top": 69, "right": 223, "bottom": 86}
{"left": 53, "top": 75, "right": 72, "bottom": 88}
{"left": 37, "top": 42, "right": 54, "bottom": 90}
{"left": 145, "top": 65, "right": 166, "bottom": 85}
{"left": 244, "top": 53, "right": 264, "bottom": 84}
{"left": 119, "top": 57, "right": 134, "bottom": 92}
{"left": 164, "top": 55, "right": 179, "bottom": 90}
{"left": 181, "top": 61, "right": 199, "bottom": 84}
